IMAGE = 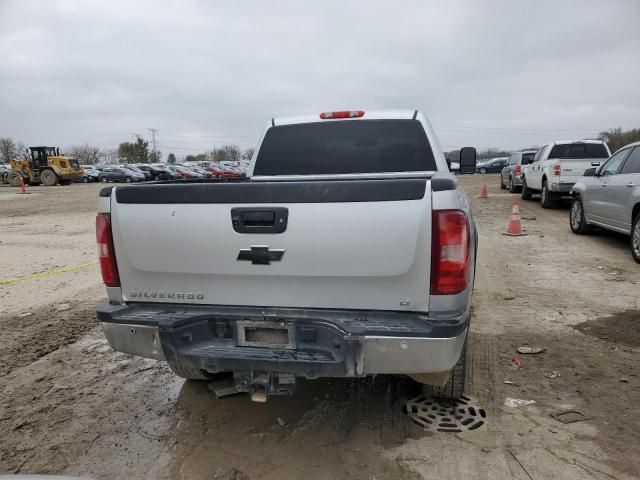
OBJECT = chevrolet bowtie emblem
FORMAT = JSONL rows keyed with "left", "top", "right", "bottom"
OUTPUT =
{"left": 237, "top": 245, "right": 285, "bottom": 265}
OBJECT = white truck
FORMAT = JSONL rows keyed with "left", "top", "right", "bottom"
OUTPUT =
{"left": 521, "top": 140, "right": 611, "bottom": 208}
{"left": 96, "top": 110, "right": 478, "bottom": 401}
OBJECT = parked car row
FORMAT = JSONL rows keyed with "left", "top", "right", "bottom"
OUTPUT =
{"left": 497, "top": 139, "right": 639, "bottom": 263}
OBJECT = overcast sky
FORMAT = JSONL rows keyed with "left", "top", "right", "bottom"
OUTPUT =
{"left": 1, "top": 0, "right": 639, "bottom": 158}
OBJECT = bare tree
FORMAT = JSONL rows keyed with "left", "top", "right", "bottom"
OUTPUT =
{"left": 242, "top": 148, "right": 255, "bottom": 161}
{"left": 68, "top": 144, "right": 101, "bottom": 165}
{"left": 221, "top": 144, "right": 241, "bottom": 162}
{"left": 100, "top": 148, "right": 119, "bottom": 164}
{"left": 0, "top": 137, "right": 17, "bottom": 164}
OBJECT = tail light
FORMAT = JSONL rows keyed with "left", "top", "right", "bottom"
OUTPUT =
{"left": 96, "top": 213, "right": 120, "bottom": 287}
{"left": 553, "top": 164, "right": 561, "bottom": 176}
{"left": 430, "top": 210, "right": 471, "bottom": 295}
{"left": 320, "top": 110, "right": 364, "bottom": 119}
{"left": 514, "top": 165, "right": 521, "bottom": 176}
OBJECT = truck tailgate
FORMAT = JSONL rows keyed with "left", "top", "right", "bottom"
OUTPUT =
{"left": 559, "top": 158, "right": 604, "bottom": 184}
{"left": 109, "top": 179, "right": 432, "bottom": 312}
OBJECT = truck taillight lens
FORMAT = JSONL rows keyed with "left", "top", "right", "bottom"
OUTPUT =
{"left": 96, "top": 213, "right": 120, "bottom": 287}
{"left": 514, "top": 165, "right": 521, "bottom": 176}
{"left": 553, "top": 164, "right": 561, "bottom": 176}
{"left": 430, "top": 210, "right": 471, "bottom": 295}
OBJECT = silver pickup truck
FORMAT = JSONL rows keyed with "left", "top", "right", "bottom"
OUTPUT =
{"left": 96, "top": 110, "right": 478, "bottom": 401}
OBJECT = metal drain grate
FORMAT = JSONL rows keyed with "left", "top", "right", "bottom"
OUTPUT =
{"left": 405, "top": 394, "right": 487, "bottom": 432}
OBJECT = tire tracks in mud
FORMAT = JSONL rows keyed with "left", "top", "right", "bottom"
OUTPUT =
{"left": 0, "top": 300, "right": 98, "bottom": 377}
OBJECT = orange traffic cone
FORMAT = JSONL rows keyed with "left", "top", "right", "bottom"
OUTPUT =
{"left": 479, "top": 184, "right": 489, "bottom": 199}
{"left": 18, "top": 175, "right": 27, "bottom": 194}
{"left": 503, "top": 203, "right": 526, "bottom": 237}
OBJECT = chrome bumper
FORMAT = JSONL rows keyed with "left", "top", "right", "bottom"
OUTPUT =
{"left": 100, "top": 321, "right": 467, "bottom": 376}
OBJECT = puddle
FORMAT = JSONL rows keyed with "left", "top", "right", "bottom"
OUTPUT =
{"left": 574, "top": 310, "right": 640, "bottom": 347}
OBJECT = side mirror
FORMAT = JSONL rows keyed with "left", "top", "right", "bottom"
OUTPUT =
{"left": 459, "top": 147, "right": 476, "bottom": 175}
{"left": 583, "top": 167, "right": 597, "bottom": 177}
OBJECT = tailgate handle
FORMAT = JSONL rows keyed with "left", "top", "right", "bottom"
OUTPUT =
{"left": 231, "top": 207, "right": 288, "bottom": 234}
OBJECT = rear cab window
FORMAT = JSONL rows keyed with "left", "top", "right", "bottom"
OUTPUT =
{"left": 548, "top": 143, "right": 609, "bottom": 159}
{"left": 521, "top": 152, "right": 535, "bottom": 165}
{"left": 253, "top": 119, "right": 437, "bottom": 176}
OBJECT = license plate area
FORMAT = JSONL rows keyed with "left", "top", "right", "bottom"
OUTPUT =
{"left": 237, "top": 321, "right": 296, "bottom": 350}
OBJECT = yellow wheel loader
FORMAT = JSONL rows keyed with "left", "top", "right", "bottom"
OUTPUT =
{"left": 7, "top": 146, "right": 83, "bottom": 187}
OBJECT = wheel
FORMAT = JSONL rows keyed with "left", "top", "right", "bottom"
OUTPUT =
{"left": 508, "top": 176, "right": 519, "bottom": 193}
{"left": 425, "top": 337, "right": 468, "bottom": 401}
{"left": 83, "top": 177, "right": 89, "bottom": 183}
{"left": 570, "top": 197, "right": 592, "bottom": 234}
{"left": 154, "top": 175, "right": 161, "bottom": 181}
{"left": 40, "top": 169, "right": 58, "bottom": 186}
{"left": 521, "top": 177, "right": 532, "bottom": 200}
{"left": 7, "top": 171, "right": 23, "bottom": 187}
{"left": 500, "top": 176, "right": 506, "bottom": 189}
{"left": 125, "top": 176, "right": 132, "bottom": 183}
{"left": 479, "top": 168, "right": 487, "bottom": 174}
{"left": 540, "top": 180, "right": 555, "bottom": 208}
{"left": 101, "top": 176, "right": 108, "bottom": 183}
{"left": 59, "top": 179, "right": 71, "bottom": 185}
{"left": 631, "top": 212, "right": 640, "bottom": 264}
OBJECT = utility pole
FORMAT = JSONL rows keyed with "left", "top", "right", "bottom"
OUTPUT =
{"left": 148, "top": 128, "right": 158, "bottom": 161}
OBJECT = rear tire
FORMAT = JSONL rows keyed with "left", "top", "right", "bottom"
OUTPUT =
{"left": 540, "top": 180, "right": 555, "bottom": 208}
{"left": 508, "top": 176, "right": 519, "bottom": 193}
{"left": 7, "top": 171, "right": 23, "bottom": 187}
{"left": 500, "top": 176, "right": 506, "bottom": 189}
{"left": 479, "top": 168, "right": 487, "bottom": 174}
{"left": 425, "top": 337, "right": 468, "bottom": 401}
{"left": 125, "top": 176, "right": 132, "bottom": 183}
{"left": 101, "top": 176, "right": 108, "bottom": 183}
{"left": 521, "top": 178, "right": 532, "bottom": 200}
{"left": 570, "top": 197, "right": 592, "bottom": 234}
{"left": 631, "top": 212, "right": 640, "bottom": 264}
{"left": 40, "top": 169, "right": 58, "bottom": 186}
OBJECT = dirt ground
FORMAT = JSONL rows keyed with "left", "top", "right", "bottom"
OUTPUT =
{"left": 0, "top": 178, "right": 638, "bottom": 480}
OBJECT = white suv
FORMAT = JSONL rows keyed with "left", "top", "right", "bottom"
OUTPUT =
{"left": 521, "top": 140, "right": 610, "bottom": 208}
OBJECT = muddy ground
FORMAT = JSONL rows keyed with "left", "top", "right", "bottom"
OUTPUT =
{"left": 0, "top": 178, "right": 638, "bottom": 479}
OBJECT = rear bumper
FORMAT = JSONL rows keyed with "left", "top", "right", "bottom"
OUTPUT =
{"left": 97, "top": 302, "right": 469, "bottom": 377}
{"left": 548, "top": 182, "right": 574, "bottom": 193}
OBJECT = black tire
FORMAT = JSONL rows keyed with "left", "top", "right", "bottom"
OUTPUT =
{"left": 101, "top": 176, "right": 108, "bottom": 183}
{"left": 425, "top": 337, "right": 468, "bottom": 400}
{"left": 7, "top": 171, "right": 23, "bottom": 187}
{"left": 631, "top": 212, "right": 640, "bottom": 264}
{"left": 40, "top": 169, "right": 58, "bottom": 186}
{"left": 154, "top": 175, "right": 161, "bottom": 181}
{"left": 570, "top": 197, "right": 592, "bottom": 234}
{"left": 508, "top": 176, "right": 519, "bottom": 193}
{"left": 521, "top": 177, "right": 532, "bottom": 200}
{"left": 540, "top": 180, "right": 555, "bottom": 208}
{"left": 125, "top": 176, "right": 132, "bottom": 183}
{"left": 479, "top": 168, "right": 487, "bottom": 174}
{"left": 83, "top": 177, "right": 90, "bottom": 183}
{"left": 500, "top": 176, "right": 506, "bottom": 189}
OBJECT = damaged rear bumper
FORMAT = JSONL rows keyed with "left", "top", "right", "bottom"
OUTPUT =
{"left": 97, "top": 301, "right": 468, "bottom": 378}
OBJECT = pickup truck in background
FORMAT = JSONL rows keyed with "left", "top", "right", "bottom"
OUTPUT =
{"left": 96, "top": 110, "right": 478, "bottom": 402}
{"left": 521, "top": 140, "right": 611, "bottom": 207}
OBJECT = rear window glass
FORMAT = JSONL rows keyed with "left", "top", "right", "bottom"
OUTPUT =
{"left": 521, "top": 153, "right": 534, "bottom": 165}
{"left": 254, "top": 119, "right": 436, "bottom": 175}
{"left": 548, "top": 143, "right": 608, "bottom": 159}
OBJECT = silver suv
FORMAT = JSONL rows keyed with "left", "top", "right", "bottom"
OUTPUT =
{"left": 570, "top": 141, "right": 640, "bottom": 263}
{"left": 500, "top": 150, "right": 537, "bottom": 193}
